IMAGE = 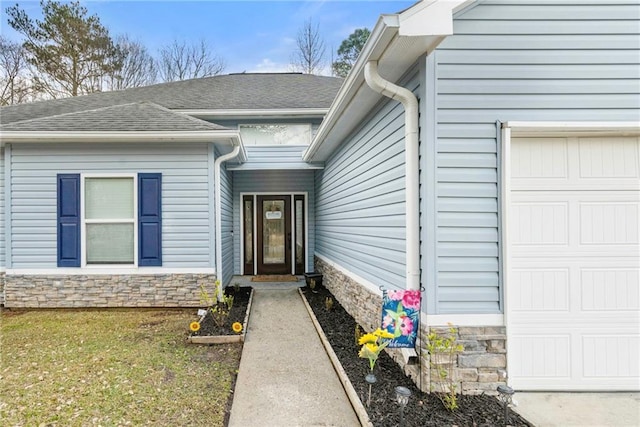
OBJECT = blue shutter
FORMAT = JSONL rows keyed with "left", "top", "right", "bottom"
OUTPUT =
{"left": 57, "top": 174, "right": 80, "bottom": 267}
{"left": 138, "top": 173, "right": 162, "bottom": 266}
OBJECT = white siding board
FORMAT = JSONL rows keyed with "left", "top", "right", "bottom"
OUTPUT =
{"left": 438, "top": 109, "right": 637, "bottom": 123}
{"left": 437, "top": 64, "right": 640, "bottom": 79}
{"left": 439, "top": 242, "right": 499, "bottom": 257}
{"left": 10, "top": 143, "right": 212, "bottom": 269}
{"left": 438, "top": 50, "right": 639, "bottom": 65}
{"left": 440, "top": 34, "right": 640, "bottom": 50}
{"left": 438, "top": 153, "right": 497, "bottom": 168}
{"left": 456, "top": 4, "right": 640, "bottom": 20}
{"left": 429, "top": 1, "right": 640, "bottom": 314}
{"left": 439, "top": 183, "right": 497, "bottom": 198}
{"left": 452, "top": 21, "right": 640, "bottom": 35}
{"left": 439, "top": 80, "right": 639, "bottom": 95}
{"left": 438, "top": 140, "right": 498, "bottom": 153}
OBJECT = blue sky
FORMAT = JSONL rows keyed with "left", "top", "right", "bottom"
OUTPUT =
{"left": 0, "top": 0, "right": 415, "bottom": 74}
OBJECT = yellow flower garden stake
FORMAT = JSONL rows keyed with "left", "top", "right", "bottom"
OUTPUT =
{"left": 189, "top": 321, "right": 200, "bottom": 332}
{"left": 358, "top": 328, "right": 393, "bottom": 372}
{"left": 232, "top": 322, "right": 243, "bottom": 334}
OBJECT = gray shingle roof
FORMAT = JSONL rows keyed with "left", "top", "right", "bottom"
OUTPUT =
{"left": 0, "top": 102, "right": 227, "bottom": 132}
{"left": 0, "top": 73, "right": 343, "bottom": 126}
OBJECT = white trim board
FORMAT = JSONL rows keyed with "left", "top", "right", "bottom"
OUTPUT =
{"left": 314, "top": 253, "right": 383, "bottom": 297}
{"left": 6, "top": 268, "right": 217, "bottom": 275}
{"left": 426, "top": 314, "right": 504, "bottom": 327}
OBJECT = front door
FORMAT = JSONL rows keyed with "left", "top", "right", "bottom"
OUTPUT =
{"left": 256, "top": 195, "right": 291, "bottom": 274}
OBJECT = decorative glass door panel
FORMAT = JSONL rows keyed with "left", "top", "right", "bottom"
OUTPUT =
{"left": 243, "top": 196, "right": 254, "bottom": 274}
{"left": 256, "top": 196, "right": 291, "bottom": 274}
{"left": 294, "top": 195, "right": 305, "bottom": 275}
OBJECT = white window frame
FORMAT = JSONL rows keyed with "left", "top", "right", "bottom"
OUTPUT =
{"left": 80, "top": 173, "right": 138, "bottom": 268}
{"left": 238, "top": 123, "right": 312, "bottom": 146}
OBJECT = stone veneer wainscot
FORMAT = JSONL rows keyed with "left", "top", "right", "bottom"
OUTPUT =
{"left": 3, "top": 274, "right": 215, "bottom": 308}
{"left": 314, "top": 256, "right": 507, "bottom": 395}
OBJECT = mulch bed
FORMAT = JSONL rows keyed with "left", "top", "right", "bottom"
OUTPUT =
{"left": 190, "top": 286, "right": 252, "bottom": 336}
{"left": 302, "top": 284, "right": 532, "bottom": 427}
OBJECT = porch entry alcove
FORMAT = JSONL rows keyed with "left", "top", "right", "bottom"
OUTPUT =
{"left": 242, "top": 194, "right": 306, "bottom": 276}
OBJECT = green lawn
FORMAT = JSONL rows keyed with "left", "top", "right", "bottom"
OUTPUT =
{"left": 0, "top": 308, "right": 242, "bottom": 426}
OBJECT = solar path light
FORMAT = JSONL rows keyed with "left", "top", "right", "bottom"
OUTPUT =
{"left": 394, "top": 385, "right": 412, "bottom": 427}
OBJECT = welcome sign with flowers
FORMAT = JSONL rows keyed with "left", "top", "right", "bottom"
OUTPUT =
{"left": 380, "top": 289, "right": 421, "bottom": 348}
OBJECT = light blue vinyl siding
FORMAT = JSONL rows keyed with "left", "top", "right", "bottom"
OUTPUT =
{"left": 232, "top": 169, "right": 315, "bottom": 274}
{"left": 229, "top": 146, "right": 322, "bottom": 170}
{"left": 211, "top": 120, "right": 322, "bottom": 170}
{"left": 219, "top": 157, "right": 234, "bottom": 285}
{"left": 315, "top": 68, "right": 420, "bottom": 291}
{"left": 426, "top": 0, "right": 640, "bottom": 314}
{"left": 9, "top": 143, "right": 212, "bottom": 268}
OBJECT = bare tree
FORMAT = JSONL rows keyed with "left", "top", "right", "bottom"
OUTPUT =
{"left": 157, "top": 39, "right": 225, "bottom": 82}
{"left": 290, "top": 19, "right": 326, "bottom": 74}
{"left": 106, "top": 35, "right": 157, "bottom": 91}
{"left": 0, "top": 36, "right": 33, "bottom": 105}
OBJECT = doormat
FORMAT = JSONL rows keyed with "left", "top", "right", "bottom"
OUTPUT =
{"left": 251, "top": 275, "right": 299, "bottom": 282}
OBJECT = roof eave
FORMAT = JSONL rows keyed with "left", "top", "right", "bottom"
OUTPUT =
{"left": 303, "top": 0, "right": 475, "bottom": 162}
{"left": 175, "top": 108, "right": 330, "bottom": 120}
{"left": 0, "top": 130, "right": 248, "bottom": 162}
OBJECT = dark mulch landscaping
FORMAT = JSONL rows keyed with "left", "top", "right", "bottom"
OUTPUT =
{"left": 190, "top": 286, "right": 252, "bottom": 336}
{"left": 302, "top": 284, "right": 532, "bottom": 427}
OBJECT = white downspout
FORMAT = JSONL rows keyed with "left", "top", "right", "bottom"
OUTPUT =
{"left": 364, "top": 61, "right": 420, "bottom": 292}
{"left": 214, "top": 144, "right": 241, "bottom": 300}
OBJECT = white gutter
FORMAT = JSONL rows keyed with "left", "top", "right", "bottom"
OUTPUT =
{"left": 364, "top": 61, "right": 420, "bottom": 292}
{"left": 214, "top": 143, "right": 242, "bottom": 300}
{"left": 0, "top": 131, "right": 248, "bottom": 162}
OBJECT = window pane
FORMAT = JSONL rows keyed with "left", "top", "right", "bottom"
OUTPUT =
{"left": 296, "top": 199, "right": 304, "bottom": 266}
{"left": 86, "top": 223, "right": 134, "bottom": 264}
{"left": 244, "top": 200, "right": 253, "bottom": 264}
{"left": 239, "top": 124, "right": 311, "bottom": 146}
{"left": 85, "top": 178, "right": 134, "bottom": 219}
{"left": 263, "top": 200, "right": 285, "bottom": 264}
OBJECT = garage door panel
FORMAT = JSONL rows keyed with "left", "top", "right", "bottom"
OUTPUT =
{"left": 511, "top": 268, "right": 570, "bottom": 312}
{"left": 512, "top": 136, "right": 640, "bottom": 191}
{"left": 583, "top": 335, "right": 640, "bottom": 378}
{"left": 512, "top": 137, "right": 568, "bottom": 181}
{"left": 581, "top": 268, "right": 640, "bottom": 311}
{"left": 580, "top": 202, "right": 639, "bottom": 245}
{"left": 579, "top": 137, "right": 639, "bottom": 179}
{"left": 510, "top": 334, "right": 571, "bottom": 379}
{"left": 508, "top": 135, "right": 640, "bottom": 391}
{"left": 510, "top": 201, "right": 568, "bottom": 246}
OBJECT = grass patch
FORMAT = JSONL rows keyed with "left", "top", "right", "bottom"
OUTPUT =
{"left": 0, "top": 308, "right": 242, "bottom": 426}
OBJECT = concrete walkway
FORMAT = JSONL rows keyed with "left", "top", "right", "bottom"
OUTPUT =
{"left": 513, "top": 392, "right": 640, "bottom": 427}
{"left": 228, "top": 288, "right": 360, "bottom": 427}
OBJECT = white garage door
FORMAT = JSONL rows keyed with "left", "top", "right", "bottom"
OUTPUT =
{"left": 507, "top": 135, "right": 640, "bottom": 391}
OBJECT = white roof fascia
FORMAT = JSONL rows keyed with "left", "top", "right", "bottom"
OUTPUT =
{"left": 503, "top": 121, "right": 640, "bottom": 137}
{"left": 303, "top": 0, "right": 473, "bottom": 163}
{"left": 175, "top": 108, "right": 330, "bottom": 119}
{"left": 0, "top": 130, "right": 248, "bottom": 162}
{"left": 302, "top": 15, "right": 398, "bottom": 162}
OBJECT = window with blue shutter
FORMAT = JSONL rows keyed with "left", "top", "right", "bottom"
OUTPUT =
{"left": 57, "top": 174, "right": 80, "bottom": 267}
{"left": 138, "top": 173, "right": 162, "bottom": 266}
